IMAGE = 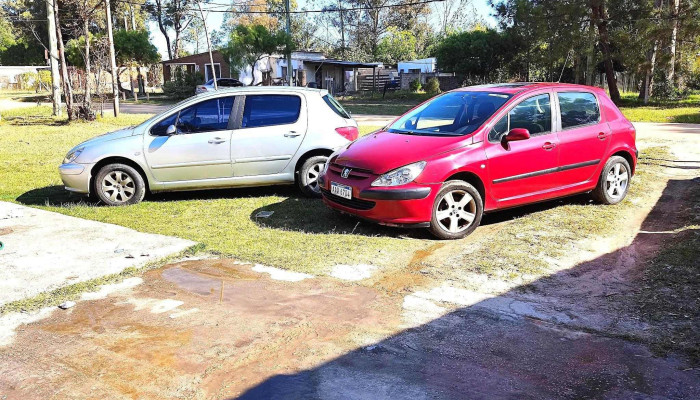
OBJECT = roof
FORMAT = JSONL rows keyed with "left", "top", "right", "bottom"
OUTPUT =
{"left": 162, "top": 50, "right": 225, "bottom": 64}
{"left": 454, "top": 82, "right": 602, "bottom": 95}
{"left": 192, "top": 85, "right": 329, "bottom": 99}
{"left": 303, "top": 59, "right": 383, "bottom": 68}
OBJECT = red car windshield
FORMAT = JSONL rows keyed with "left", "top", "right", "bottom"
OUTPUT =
{"left": 387, "top": 91, "right": 511, "bottom": 136}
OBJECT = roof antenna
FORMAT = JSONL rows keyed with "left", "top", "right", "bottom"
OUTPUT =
{"left": 558, "top": 49, "right": 574, "bottom": 83}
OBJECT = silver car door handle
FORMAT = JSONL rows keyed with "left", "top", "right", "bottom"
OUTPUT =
{"left": 284, "top": 131, "right": 300, "bottom": 138}
{"left": 208, "top": 137, "right": 226, "bottom": 144}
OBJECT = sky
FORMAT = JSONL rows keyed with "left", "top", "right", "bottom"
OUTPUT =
{"left": 148, "top": 0, "right": 497, "bottom": 61}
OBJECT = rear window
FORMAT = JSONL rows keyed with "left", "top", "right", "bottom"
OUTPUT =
{"left": 558, "top": 92, "right": 600, "bottom": 129}
{"left": 242, "top": 95, "right": 301, "bottom": 128}
{"left": 323, "top": 94, "right": 351, "bottom": 119}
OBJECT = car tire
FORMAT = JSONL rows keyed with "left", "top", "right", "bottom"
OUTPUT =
{"left": 94, "top": 163, "right": 146, "bottom": 206}
{"left": 592, "top": 155, "right": 631, "bottom": 205}
{"left": 297, "top": 155, "right": 328, "bottom": 198}
{"left": 428, "top": 180, "right": 483, "bottom": 240}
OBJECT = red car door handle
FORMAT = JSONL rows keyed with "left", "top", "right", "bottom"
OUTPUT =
{"left": 597, "top": 132, "right": 607, "bottom": 140}
{"left": 542, "top": 142, "right": 556, "bottom": 150}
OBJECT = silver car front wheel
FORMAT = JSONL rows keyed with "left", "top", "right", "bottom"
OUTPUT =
{"left": 95, "top": 163, "right": 146, "bottom": 206}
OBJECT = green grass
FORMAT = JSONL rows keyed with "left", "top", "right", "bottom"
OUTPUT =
{"left": 0, "top": 107, "right": 424, "bottom": 274}
{"left": 339, "top": 90, "right": 432, "bottom": 115}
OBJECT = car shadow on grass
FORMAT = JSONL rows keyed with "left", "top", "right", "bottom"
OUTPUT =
{"left": 16, "top": 185, "right": 95, "bottom": 206}
{"left": 249, "top": 193, "right": 598, "bottom": 238}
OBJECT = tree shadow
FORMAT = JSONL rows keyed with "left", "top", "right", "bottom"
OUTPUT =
{"left": 234, "top": 178, "right": 699, "bottom": 399}
{"left": 2, "top": 115, "right": 68, "bottom": 126}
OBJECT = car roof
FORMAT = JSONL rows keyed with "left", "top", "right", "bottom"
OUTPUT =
{"left": 196, "top": 86, "right": 327, "bottom": 96}
{"left": 453, "top": 82, "right": 602, "bottom": 95}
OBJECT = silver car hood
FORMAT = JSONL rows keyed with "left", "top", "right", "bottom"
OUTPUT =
{"left": 78, "top": 127, "right": 135, "bottom": 148}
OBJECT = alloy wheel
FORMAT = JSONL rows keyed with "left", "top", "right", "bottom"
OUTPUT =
{"left": 606, "top": 162, "right": 629, "bottom": 200}
{"left": 306, "top": 162, "right": 325, "bottom": 192}
{"left": 435, "top": 189, "right": 477, "bottom": 233}
{"left": 101, "top": 171, "right": 135, "bottom": 203}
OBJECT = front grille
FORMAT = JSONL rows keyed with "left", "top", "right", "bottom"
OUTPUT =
{"left": 321, "top": 188, "right": 376, "bottom": 210}
{"left": 329, "top": 163, "right": 373, "bottom": 180}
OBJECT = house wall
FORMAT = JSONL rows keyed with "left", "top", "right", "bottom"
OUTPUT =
{"left": 162, "top": 51, "right": 231, "bottom": 82}
{"left": 398, "top": 58, "right": 436, "bottom": 73}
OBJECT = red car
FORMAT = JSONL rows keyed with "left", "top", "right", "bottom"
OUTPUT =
{"left": 319, "top": 83, "right": 637, "bottom": 239}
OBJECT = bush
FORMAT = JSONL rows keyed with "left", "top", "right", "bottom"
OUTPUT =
{"left": 162, "top": 69, "right": 203, "bottom": 99}
{"left": 409, "top": 78, "right": 422, "bottom": 92}
{"left": 425, "top": 77, "right": 440, "bottom": 95}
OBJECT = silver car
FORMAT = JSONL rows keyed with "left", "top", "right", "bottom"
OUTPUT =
{"left": 59, "top": 87, "right": 358, "bottom": 205}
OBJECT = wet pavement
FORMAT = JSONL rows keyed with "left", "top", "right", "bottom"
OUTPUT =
{"left": 1, "top": 255, "right": 698, "bottom": 399}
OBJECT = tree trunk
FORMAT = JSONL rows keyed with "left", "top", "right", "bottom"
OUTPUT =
{"left": 667, "top": 0, "right": 680, "bottom": 83}
{"left": 585, "top": 18, "right": 595, "bottom": 86}
{"left": 83, "top": 16, "right": 92, "bottom": 111}
{"left": 155, "top": 0, "right": 172, "bottom": 59}
{"left": 591, "top": 0, "right": 620, "bottom": 103}
{"left": 54, "top": 0, "right": 74, "bottom": 120}
{"left": 131, "top": 66, "right": 138, "bottom": 101}
{"left": 639, "top": 43, "right": 658, "bottom": 104}
{"left": 639, "top": 0, "right": 662, "bottom": 104}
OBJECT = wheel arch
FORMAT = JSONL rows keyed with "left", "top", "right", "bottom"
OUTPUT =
{"left": 610, "top": 149, "right": 636, "bottom": 175}
{"left": 443, "top": 170, "right": 487, "bottom": 205}
{"left": 90, "top": 156, "right": 151, "bottom": 194}
{"left": 293, "top": 148, "right": 334, "bottom": 179}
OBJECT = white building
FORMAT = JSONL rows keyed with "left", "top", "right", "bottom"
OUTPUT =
{"left": 398, "top": 57, "right": 437, "bottom": 74}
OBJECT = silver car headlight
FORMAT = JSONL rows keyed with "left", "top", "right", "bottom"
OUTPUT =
{"left": 371, "top": 161, "right": 426, "bottom": 187}
{"left": 63, "top": 147, "right": 84, "bottom": 164}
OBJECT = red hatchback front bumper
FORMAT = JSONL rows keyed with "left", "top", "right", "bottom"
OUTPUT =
{"left": 319, "top": 163, "right": 438, "bottom": 227}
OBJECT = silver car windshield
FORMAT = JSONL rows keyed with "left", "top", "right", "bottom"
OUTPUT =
{"left": 387, "top": 91, "right": 511, "bottom": 136}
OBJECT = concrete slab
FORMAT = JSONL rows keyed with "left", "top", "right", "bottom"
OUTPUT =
{"left": 0, "top": 202, "right": 195, "bottom": 306}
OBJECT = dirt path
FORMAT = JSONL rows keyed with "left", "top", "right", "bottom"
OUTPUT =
{"left": 0, "top": 128, "right": 698, "bottom": 399}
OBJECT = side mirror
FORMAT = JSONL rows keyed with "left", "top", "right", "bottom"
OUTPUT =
{"left": 504, "top": 128, "right": 530, "bottom": 142}
{"left": 165, "top": 124, "right": 177, "bottom": 135}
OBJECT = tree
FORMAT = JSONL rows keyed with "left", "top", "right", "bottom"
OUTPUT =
{"left": 434, "top": 0, "right": 475, "bottom": 37}
{"left": 113, "top": 29, "right": 160, "bottom": 99}
{"left": 590, "top": 0, "right": 620, "bottom": 103}
{"left": 144, "top": 0, "right": 195, "bottom": 60}
{"left": 377, "top": 27, "right": 417, "bottom": 64}
{"left": 223, "top": 24, "right": 294, "bottom": 84}
{"left": 434, "top": 29, "right": 514, "bottom": 83}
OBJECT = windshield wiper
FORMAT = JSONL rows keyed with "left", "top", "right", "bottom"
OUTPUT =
{"left": 389, "top": 129, "right": 416, "bottom": 135}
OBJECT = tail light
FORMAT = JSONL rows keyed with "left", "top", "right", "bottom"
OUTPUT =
{"left": 335, "top": 126, "right": 359, "bottom": 141}
{"left": 197, "top": 86, "right": 207, "bottom": 91}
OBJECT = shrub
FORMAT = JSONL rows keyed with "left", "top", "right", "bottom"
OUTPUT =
{"left": 409, "top": 78, "right": 422, "bottom": 92}
{"left": 425, "top": 77, "right": 440, "bottom": 95}
{"left": 162, "top": 69, "right": 203, "bottom": 99}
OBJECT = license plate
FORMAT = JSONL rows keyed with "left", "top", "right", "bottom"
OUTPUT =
{"left": 330, "top": 182, "right": 352, "bottom": 200}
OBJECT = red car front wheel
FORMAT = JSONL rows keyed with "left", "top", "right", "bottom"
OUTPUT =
{"left": 429, "top": 180, "right": 484, "bottom": 240}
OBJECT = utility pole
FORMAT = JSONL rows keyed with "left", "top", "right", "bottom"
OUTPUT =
{"left": 285, "top": 0, "right": 293, "bottom": 86}
{"left": 197, "top": 0, "right": 217, "bottom": 90}
{"left": 46, "top": 0, "right": 62, "bottom": 116}
{"left": 104, "top": 0, "right": 120, "bottom": 116}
